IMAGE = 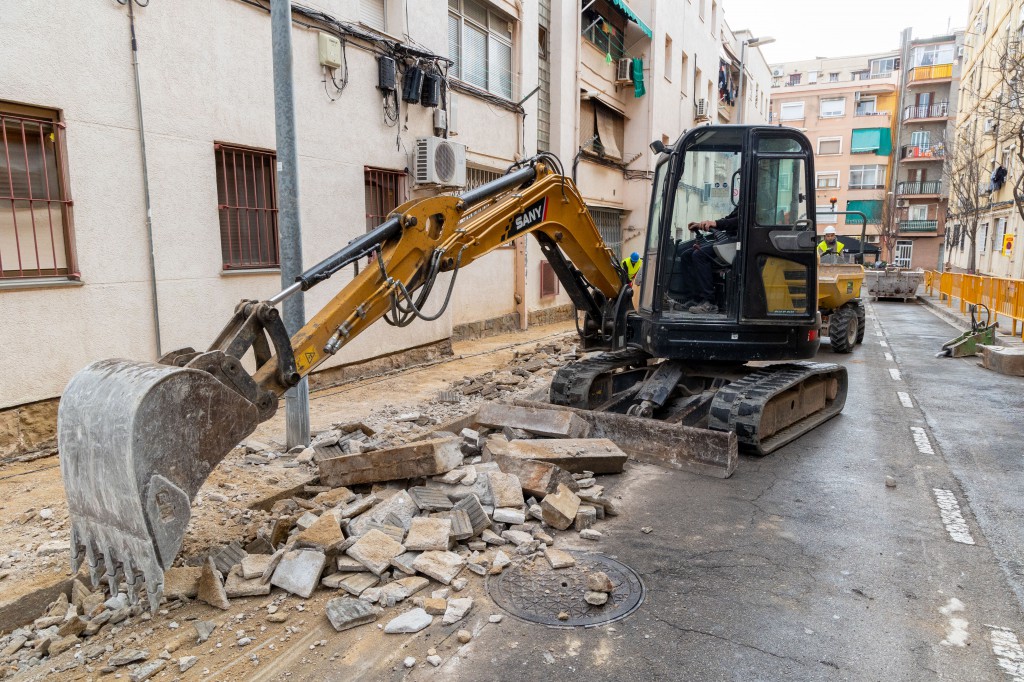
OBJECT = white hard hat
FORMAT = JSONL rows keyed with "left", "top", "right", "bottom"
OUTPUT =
{"left": 824, "top": 226, "right": 837, "bottom": 235}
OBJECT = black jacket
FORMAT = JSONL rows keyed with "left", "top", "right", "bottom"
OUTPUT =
{"left": 715, "top": 207, "right": 739, "bottom": 232}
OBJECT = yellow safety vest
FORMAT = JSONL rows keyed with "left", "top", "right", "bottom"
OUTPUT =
{"left": 621, "top": 257, "right": 643, "bottom": 281}
{"left": 818, "top": 239, "right": 845, "bottom": 255}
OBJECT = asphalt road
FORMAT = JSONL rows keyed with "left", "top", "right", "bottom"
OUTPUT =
{"left": 401, "top": 300, "right": 1024, "bottom": 682}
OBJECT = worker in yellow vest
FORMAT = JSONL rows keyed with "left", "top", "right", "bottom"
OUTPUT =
{"left": 817, "top": 226, "right": 845, "bottom": 255}
{"left": 621, "top": 252, "right": 643, "bottom": 283}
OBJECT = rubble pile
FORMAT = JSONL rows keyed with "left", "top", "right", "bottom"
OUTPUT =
{"left": 0, "top": 338, "right": 631, "bottom": 678}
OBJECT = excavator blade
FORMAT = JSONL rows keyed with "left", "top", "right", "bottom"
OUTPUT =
{"left": 57, "top": 359, "right": 260, "bottom": 611}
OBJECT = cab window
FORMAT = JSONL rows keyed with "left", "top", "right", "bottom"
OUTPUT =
{"left": 754, "top": 157, "right": 807, "bottom": 227}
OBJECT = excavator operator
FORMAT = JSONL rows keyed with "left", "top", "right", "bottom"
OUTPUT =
{"left": 676, "top": 207, "right": 739, "bottom": 315}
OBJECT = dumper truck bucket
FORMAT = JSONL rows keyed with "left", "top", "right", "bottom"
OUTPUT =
{"left": 58, "top": 359, "right": 261, "bottom": 611}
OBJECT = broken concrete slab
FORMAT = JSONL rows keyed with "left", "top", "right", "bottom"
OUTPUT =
{"left": 318, "top": 437, "right": 463, "bottom": 488}
{"left": 412, "top": 551, "right": 465, "bottom": 585}
{"left": 334, "top": 572, "right": 379, "bottom": 596}
{"left": 449, "top": 509, "right": 474, "bottom": 541}
{"left": 422, "top": 597, "right": 447, "bottom": 615}
{"left": 487, "top": 471, "right": 525, "bottom": 508}
{"left": 162, "top": 567, "right": 201, "bottom": 601}
{"left": 336, "top": 556, "right": 368, "bottom": 573}
{"left": 270, "top": 550, "right": 328, "bottom": 598}
{"left": 225, "top": 566, "right": 272, "bottom": 598}
{"left": 481, "top": 529, "right": 506, "bottom": 545}
{"left": 295, "top": 510, "right": 345, "bottom": 552}
{"left": 390, "top": 551, "right": 421, "bottom": 576}
{"left": 500, "top": 530, "right": 533, "bottom": 546}
{"left": 501, "top": 438, "right": 627, "bottom": 475}
{"left": 575, "top": 505, "right": 597, "bottom": 531}
{"left": 979, "top": 345, "right": 1024, "bottom": 376}
{"left": 514, "top": 398, "right": 737, "bottom": 479}
{"left": 404, "top": 518, "right": 453, "bottom": 551}
{"left": 442, "top": 597, "right": 473, "bottom": 625}
{"left": 339, "top": 494, "right": 378, "bottom": 519}
{"left": 491, "top": 453, "right": 578, "bottom": 498}
{"left": 326, "top": 598, "right": 381, "bottom": 632}
{"left": 197, "top": 557, "right": 230, "bottom": 610}
{"left": 349, "top": 490, "right": 418, "bottom": 536}
{"left": 475, "top": 403, "right": 590, "bottom": 439}
{"left": 314, "top": 486, "right": 356, "bottom": 508}
{"left": 540, "top": 483, "right": 581, "bottom": 530}
{"left": 240, "top": 554, "right": 274, "bottom": 580}
{"left": 492, "top": 507, "right": 526, "bottom": 525}
{"left": 453, "top": 495, "right": 489, "bottom": 536}
{"left": 210, "top": 541, "right": 247, "bottom": 574}
{"left": 384, "top": 608, "right": 432, "bottom": 634}
{"left": 346, "top": 529, "right": 406, "bottom": 575}
{"left": 408, "top": 486, "right": 454, "bottom": 512}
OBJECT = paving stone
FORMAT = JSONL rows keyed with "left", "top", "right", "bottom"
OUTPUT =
{"left": 162, "top": 567, "right": 201, "bottom": 601}
{"left": 442, "top": 597, "right": 473, "bottom": 625}
{"left": 452, "top": 495, "right": 489, "bottom": 536}
{"left": 449, "top": 509, "right": 474, "bottom": 541}
{"left": 544, "top": 548, "right": 576, "bottom": 569}
{"left": 383, "top": 608, "right": 433, "bottom": 634}
{"left": 390, "top": 551, "right": 422, "bottom": 575}
{"left": 412, "top": 551, "right": 466, "bottom": 585}
{"left": 197, "top": 557, "right": 230, "bottom": 610}
{"left": 270, "top": 550, "right": 328, "bottom": 598}
{"left": 109, "top": 648, "right": 148, "bottom": 666}
{"left": 129, "top": 659, "right": 167, "bottom": 682}
{"left": 480, "top": 529, "right": 507, "bottom": 545}
{"left": 335, "top": 572, "right": 379, "bottom": 596}
{"left": 541, "top": 483, "right": 581, "bottom": 530}
{"left": 326, "top": 598, "right": 381, "bottom": 632}
{"left": 318, "top": 438, "right": 463, "bottom": 487}
{"left": 295, "top": 510, "right": 345, "bottom": 552}
{"left": 574, "top": 505, "right": 597, "bottom": 531}
{"left": 500, "top": 530, "right": 533, "bottom": 546}
{"left": 339, "top": 494, "right": 378, "bottom": 519}
{"left": 225, "top": 566, "right": 271, "bottom": 598}
{"left": 576, "top": 477, "right": 596, "bottom": 488}
{"left": 502, "top": 438, "right": 627, "bottom": 474}
{"left": 240, "top": 554, "right": 273, "bottom": 581}
{"left": 492, "top": 507, "right": 526, "bottom": 525}
{"left": 346, "top": 530, "right": 406, "bottom": 575}
{"left": 579, "top": 529, "right": 603, "bottom": 541}
{"left": 422, "top": 598, "right": 447, "bottom": 615}
{"left": 210, "top": 541, "right": 247, "bottom": 574}
{"left": 475, "top": 403, "right": 590, "bottom": 438}
{"left": 408, "top": 486, "right": 454, "bottom": 511}
{"left": 492, "top": 453, "right": 579, "bottom": 498}
{"left": 487, "top": 472, "right": 525, "bottom": 508}
{"left": 314, "top": 487, "right": 356, "bottom": 507}
{"left": 404, "top": 517, "right": 452, "bottom": 551}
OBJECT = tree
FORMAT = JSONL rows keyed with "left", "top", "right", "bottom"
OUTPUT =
{"left": 943, "top": 116, "right": 986, "bottom": 273}
{"left": 875, "top": 189, "right": 899, "bottom": 264}
{"left": 983, "top": 36, "right": 1024, "bottom": 228}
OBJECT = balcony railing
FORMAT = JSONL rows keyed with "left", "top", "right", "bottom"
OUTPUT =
{"left": 908, "top": 63, "right": 953, "bottom": 83}
{"left": 901, "top": 144, "right": 946, "bottom": 160}
{"left": 902, "top": 102, "right": 949, "bottom": 120}
{"left": 897, "top": 180, "right": 942, "bottom": 195}
{"left": 899, "top": 220, "right": 938, "bottom": 232}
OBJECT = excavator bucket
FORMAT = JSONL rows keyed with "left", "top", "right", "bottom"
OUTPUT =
{"left": 58, "top": 359, "right": 260, "bottom": 611}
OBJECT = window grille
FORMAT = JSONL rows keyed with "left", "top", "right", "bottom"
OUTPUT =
{"left": 216, "top": 143, "right": 279, "bottom": 269}
{"left": 0, "top": 104, "right": 75, "bottom": 280}
{"left": 364, "top": 166, "right": 408, "bottom": 232}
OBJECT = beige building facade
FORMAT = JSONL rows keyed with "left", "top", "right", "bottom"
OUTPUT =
{"left": 0, "top": 0, "right": 770, "bottom": 451}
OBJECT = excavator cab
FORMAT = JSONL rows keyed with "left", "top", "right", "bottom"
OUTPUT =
{"left": 631, "top": 125, "right": 821, "bottom": 362}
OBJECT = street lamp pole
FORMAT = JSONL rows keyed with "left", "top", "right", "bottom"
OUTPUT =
{"left": 737, "top": 36, "right": 774, "bottom": 124}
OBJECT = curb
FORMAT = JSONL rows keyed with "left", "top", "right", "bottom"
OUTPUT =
{"left": 916, "top": 294, "right": 1024, "bottom": 349}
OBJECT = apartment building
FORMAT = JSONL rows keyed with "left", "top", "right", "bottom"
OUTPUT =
{"left": 947, "top": 0, "right": 1024, "bottom": 278}
{"left": 0, "top": 0, "right": 770, "bottom": 453}
{"left": 770, "top": 53, "right": 900, "bottom": 252}
{"left": 890, "top": 31, "right": 964, "bottom": 270}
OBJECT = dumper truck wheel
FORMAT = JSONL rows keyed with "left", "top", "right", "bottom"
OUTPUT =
{"left": 854, "top": 301, "right": 866, "bottom": 344}
{"left": 829, "top": 307, "right": 857, "bottom": 354}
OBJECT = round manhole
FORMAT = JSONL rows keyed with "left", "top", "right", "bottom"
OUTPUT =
{"left": 486, "top": 551, "right": 645, "bottom": 628}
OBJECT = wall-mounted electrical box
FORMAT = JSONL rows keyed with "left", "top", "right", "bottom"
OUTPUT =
{"left": 318, "top": 32, "right": 342, "bottom": 69}
{"left": 378, "top": 56, "right": 397, "bottom": 91}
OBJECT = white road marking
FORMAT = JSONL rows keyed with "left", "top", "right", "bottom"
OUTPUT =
{"left": 939, "top": 598, "right": 969, "bottom": 647}
{"left": 884, "top": 352, "right": 894, "bottom": 362}
{"left": 880, "top": 340, "right": 888, "bottom": 347}
{"left": 932, "top": 488, "right": 976, "bottom": 545}
{"left": 987, "top": 625, "right": 1024, "bottom": 681}
{"left": 897, "top": 391, "right": 914, "bottom": 408}
{"left": 889, "top": 368, "right": 902, "bottom": 380}
{"left": 875, "top": 330, "right": 884, "bottom": 336}
{"left": 911, "top": 426, "right": 934, "bottom": 454}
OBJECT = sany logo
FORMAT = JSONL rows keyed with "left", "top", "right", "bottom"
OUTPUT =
{"left": 505, "top": 198, "right": 549, "bottom": 239}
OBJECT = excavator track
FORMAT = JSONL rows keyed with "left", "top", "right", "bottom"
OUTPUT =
{"left": 708, "top": 362, "right": 847, "bottom": 455}
{"left": 550, "top": 348, "right": 651, "bottom": 409}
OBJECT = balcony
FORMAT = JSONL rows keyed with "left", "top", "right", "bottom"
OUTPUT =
{"left": 896, "top": 180, "right": 942, "bottom": 196}
{"left": 902, "top": 102, "right": 950, "bottom": 121}
{"left": 907, "top": 63, "right": 953, "bottom": 85}
{"left": 899, "top": 220, "right": 938, "bottom": 233}
{"left": 901, "top": 144, "right": 946, "bottom": 161}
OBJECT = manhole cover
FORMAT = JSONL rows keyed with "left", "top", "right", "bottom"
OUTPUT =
{"left": 486, "top": 551, "right": 645, "bottom": 628}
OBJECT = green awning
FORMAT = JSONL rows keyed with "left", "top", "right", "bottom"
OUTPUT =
{"left": 846, "top": 200, "right": 883, "bottom": 224}
{"left": 851, "top": 127, "right": 892, "bottom": 156}
{"left": 609, "top": 0, "right": 652, "bottom": 38}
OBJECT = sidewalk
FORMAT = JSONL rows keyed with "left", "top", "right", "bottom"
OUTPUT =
{"left": 915, "top": 292, "right": 1024, "bottom": 349}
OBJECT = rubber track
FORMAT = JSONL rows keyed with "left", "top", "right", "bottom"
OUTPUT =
{"left": 550, "top": 348, "right": 650, "bottom": 409}
{"left": 708, "top": 361, "right": 848, "bottom": 456}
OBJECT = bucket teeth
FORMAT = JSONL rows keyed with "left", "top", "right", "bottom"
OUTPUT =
{"left": 70, "top": 521, "right": 165, "bottom": 611}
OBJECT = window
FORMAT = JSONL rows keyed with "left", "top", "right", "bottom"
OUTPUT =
{"left": 364, "top": 166, "right": 408, "bottom": 232}
{"left": 817, "top": 137, "right": 842, "bottom": 155}
{"left": 855, "top": 96, "right": 877, "bottom": 116}
{"left": 808, "top": 71, "right": 818, "bottom": 84}
{"left": 359, "top": 0, "right": 386, "bottom": 32}
{"left": 216, "top": 143, "right": 279, "bottom": 270}
{"left": 848, "top": 164, "right": 885, "bottom": 189}
{"left": 665, "top": 35, "right": 673, "bottom": 81}
{"left": 914, "top": 44, "right": 955, "bottom": 67}
{"left": 909, "top": 204, "right": 929, "bottom": 221}
{"left": 819, "top": 98, "right": 845, "bottom": 118}
{"left": 589, "top": 206, "right": 623, "bottom": 259}
{"left": 680, "top": 52, "right": 690, "bottom": 95}
{"left": 581, "top": 1, "right": 626, "bottom": 60}
{"left": 851, "top": 70, "right": 870, "bottom": 80}
{"left": 450, "top": 0, "right": 514, "bottom": 99}
{"left": 870, "top": 57, "right": 897, "bottom": 77}
{"left": 580, "top": 99, "right": 624, "bottom": 160}
{"left": 829, "top": 72, "right": 840, "bottom": 82}
{"left": 910, "top": 131, "right": 930, "bottom": 148}
{"left": 995, "top": 217, "right": 1007, "bottom": 250}
{"left": 754, "top": 157, "right": 807, "bottom": 227}
{"left": 539, "top": 260, "right": 559, "bottom": 297}
{"left": 780, "top": 101, "right": 805, "bottom": 120}
{"left": 816, "top": 211, "right": 838, "bottom": 223}
{"left": 816, "top": 171, "right": 839, "bottom": 189}
{"left": 787, "top": 73, "right": 801, "bottom": 86}
{"left": 0, "top": 102, "right": 76, "bottom": 281}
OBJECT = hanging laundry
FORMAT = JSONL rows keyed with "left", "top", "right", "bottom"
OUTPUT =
{"left": 992, "top": 165, "right": 1008, "bottom": 191}
{"left": 633, "top": 57, "right": 646, "bottom": 98}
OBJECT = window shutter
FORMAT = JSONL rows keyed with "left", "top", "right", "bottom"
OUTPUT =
{"left": 489, "top": 36, "right": 512, "bottom": 98}
{"left": 579, "top": 100, "right": 596, "bottom": 148}
{"left": 463, "top": 23, "right": 489, "bottom": 89}
{"left": 360, "top": 0, "right": 386, "bottom": 32}
{"left": 595, "top": 105, "right": 622, "bottom": 160}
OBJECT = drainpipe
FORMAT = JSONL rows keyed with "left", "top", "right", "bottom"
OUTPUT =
{"left": 124, "top": 0, "right": 163, "bottom": 357}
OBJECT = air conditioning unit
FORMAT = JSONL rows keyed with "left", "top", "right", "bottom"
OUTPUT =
{"left": 771, "top": 67, "right": 784, "bottom": 77}
{"left": 695, "top": 98, "right": 711, "bottom": 121}
{"left": 897, "top": 199, "right": 909, "bottom": 208}
{"left": 414, "top": 137, "right": 467, "bottom": 187}
{"left": 616, "top": 58, "right": 633, "bottom": 84}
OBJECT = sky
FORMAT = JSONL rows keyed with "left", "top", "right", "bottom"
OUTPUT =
{"left": 724, "top": 0, "right": 969, "bottom": 63}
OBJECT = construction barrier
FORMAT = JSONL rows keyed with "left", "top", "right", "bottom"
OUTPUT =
{"left": 924, "top": 270, "right": 1024, "bottom": 340}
